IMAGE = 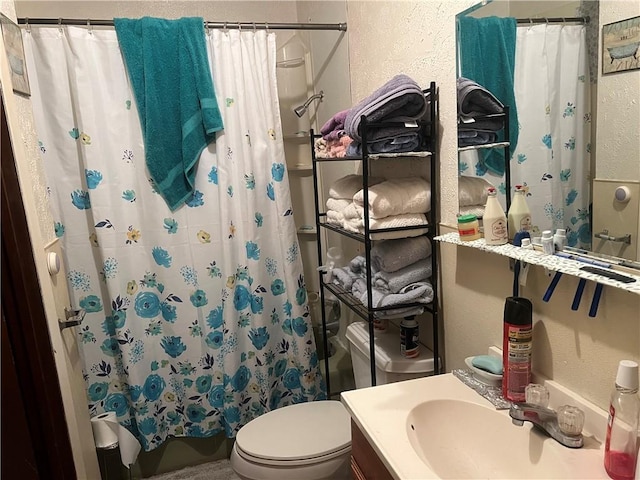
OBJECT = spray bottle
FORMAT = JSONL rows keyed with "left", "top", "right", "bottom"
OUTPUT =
{"left": 502, "top": 297, "right": 533, "bottom": 402}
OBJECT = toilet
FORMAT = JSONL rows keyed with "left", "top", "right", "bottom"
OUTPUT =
{"left": 230, "top": 400, "right": 351, "bottom": 480}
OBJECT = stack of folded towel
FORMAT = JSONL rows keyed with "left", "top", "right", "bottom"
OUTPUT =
{"left": 331, "top": 236, "right": 434, "bottom": 319}
{"left": 458, "top": 176, "right": 495, "bottom": 218}
{"left": 343, "top": 74, "right": 430, "bottom": 155}
{"left": 325, "top": 175, "right": 430, "bottom": 240}
{"left": 457, "top": 77, "right": 504, "bottom": 148}
{"left": 315, "top": 110, "right": 355, "bottom": 159}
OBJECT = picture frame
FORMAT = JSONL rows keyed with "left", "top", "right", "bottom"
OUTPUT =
{"left": 1, "top": 13, "right": 30, "bottom": 96}
{"left": 602, "top": 15, "right": 640, "bottom": 75}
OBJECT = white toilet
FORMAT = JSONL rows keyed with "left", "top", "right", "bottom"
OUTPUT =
{"left": 230, "top": 400, "right": 351, "bottom": 480}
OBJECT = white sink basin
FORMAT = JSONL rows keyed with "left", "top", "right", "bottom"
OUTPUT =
{"left": 341, "top": 373, "right": 608, "bottom": 479}
{"left": 407, "top": 399, "right": 600, "bottom": 479}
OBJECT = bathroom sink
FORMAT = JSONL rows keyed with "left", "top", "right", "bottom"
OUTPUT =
{"left": 341, "top": 373, "right": 608, "bottom": 479}
{"left": 407, "top": 399, "right": 599, "bottom": 479}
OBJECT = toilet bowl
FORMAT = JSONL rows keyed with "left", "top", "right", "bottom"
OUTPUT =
{"left": 230, "top": 400, "right": 351, "bottom": 480}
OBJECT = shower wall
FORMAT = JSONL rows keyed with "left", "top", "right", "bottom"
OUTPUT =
{"left": 11, "top": 0, "right": 351, "bottom": 477}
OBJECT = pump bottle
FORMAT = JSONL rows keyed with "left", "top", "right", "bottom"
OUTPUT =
{"left": 604, "top": 360, "right": 639, "bottom": 480}
{"left": 483, "top": 187, "right": 508, "bottom": 245}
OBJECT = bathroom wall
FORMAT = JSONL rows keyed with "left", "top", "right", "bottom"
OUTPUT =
{"left": 346, "top": 0, "right": 640, "bottom": 411}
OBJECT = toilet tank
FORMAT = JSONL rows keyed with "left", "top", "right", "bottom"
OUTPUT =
{"left": 346, "top": 321, "right": 436, "bottom": 389}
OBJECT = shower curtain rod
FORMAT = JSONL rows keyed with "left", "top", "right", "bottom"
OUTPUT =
{"left": 516, "top": 16, "right": 589, "bottom": 25}
{"left": 17, "top": 17, "right": 347, "bottom": 31}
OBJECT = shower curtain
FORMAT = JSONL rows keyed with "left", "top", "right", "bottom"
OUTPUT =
{"left": 23, "top": 26, "right": 325, "bottom": 452}
{"left": 459, "top": 23, "right": 591, "bottom": 248}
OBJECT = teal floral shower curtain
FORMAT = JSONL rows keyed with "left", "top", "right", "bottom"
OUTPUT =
{"left": 24, "top": 25, "right": 325, "bottom": 452}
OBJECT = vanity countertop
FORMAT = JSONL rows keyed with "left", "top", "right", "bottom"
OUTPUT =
{"left": 340, "top": 373, "right": 608, "bottom": 480}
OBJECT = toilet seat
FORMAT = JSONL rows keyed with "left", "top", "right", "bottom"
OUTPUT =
{"left": 234, "top": 400, "right": 351, "bottom": 466}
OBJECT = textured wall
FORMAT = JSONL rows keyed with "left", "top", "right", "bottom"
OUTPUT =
{"left": 596, "top": 0, "right": 640, "bottom": 181}
{"left": 346, "top": 0, "right": 640, "bottom": 411}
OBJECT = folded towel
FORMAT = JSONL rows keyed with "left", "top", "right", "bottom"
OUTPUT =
{"left": 344, "top": 74, "right": 428, "bottom": 142}
{"left": 326, "top": 198, "right": 351, "bottom": 212}
{"left": 458, "top": 15, "right": 518, "bottom": 176}
{"left": 330, "top": 266, "right": 359, "bottom": 291}
{"left": 457, "top": 76, "right": 504, "bottom": 118}
{"left": 349, "top": 255, "right": 377, "bottom": 276}
{"left": 326, "top": 209, "right": 344, "bottom": 226}
{"left": 114, "top": 17, "right": 224, "bottom": 211}
{"left": 459, "top": 205, "right": 486, "bottom": 219}
{"left": 328, "top": 174, "right": 384, "bottom": 199}
{"left": 347, "top": 133, "right": 423, "bottom": 156}
{"left": 359, "top": 282, "right": 434, "bottom": 319}
{"left": 371, "top": 237, "right": 432, "bottom": 273}
{"left": 373, "top": 258, "right": 432, "bottom": 293}
{"left": 343, "top": 212, "right": 429, "bottom": 240}
{"left": 458, "top": 176, "right": 494, "bottom": 207}
{"left": 458, "top": 130, "right": 498, "bottom": 147}
{"left": 353, "top": 177, "right": 431, "bottom": 219}
{"left": 321, "top": 109, "right": 349, "bottom": 140}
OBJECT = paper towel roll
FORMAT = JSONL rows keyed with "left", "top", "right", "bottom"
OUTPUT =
{"left": 90, "top": 412, "right": 141, "bottom": 468}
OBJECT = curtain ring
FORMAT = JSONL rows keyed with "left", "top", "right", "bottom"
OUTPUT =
{"left": 252, "top": 22, "right": 256, "bottom": 32}
{"left": 265, "top": 22, "right": 269, "bottom": 33}
{"left": 545, "top": 17, "right": 549, "bottom": 25}
{"left": 87, "top": 19, "right": 93, "bottom": 34}
{"left": 223, "top": 21, "right": 227, "bottom": 32}
{"left": 25, "top": 17, "right": 31, "bottom": 33}
{"left": 205, "top": 21, "right": 210, "bottom": 36}
{"left": 58, "top": 17, "right": 63, "bottom": 33}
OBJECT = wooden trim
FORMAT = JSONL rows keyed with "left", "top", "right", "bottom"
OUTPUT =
{"left": 1, "top": 97, "right": 77, "bottom": 478}
{"left": 350, "top": 420, "right": 393, "bottom": 480}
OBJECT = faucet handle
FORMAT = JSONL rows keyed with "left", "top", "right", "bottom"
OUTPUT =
{"left": 525, "top": 383, "right": 550, "bottom": 408}
{"left": 557, "top": 405, "right": 585, "bottom": 436}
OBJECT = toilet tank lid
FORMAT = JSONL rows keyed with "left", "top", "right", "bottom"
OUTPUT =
{"left": 235, "top": 400, "right": 351, "bottom": 461}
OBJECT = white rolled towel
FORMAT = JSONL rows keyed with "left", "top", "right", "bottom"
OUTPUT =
{"left": 328, "top": 174, "right": 384, "bottom": 199}
{"left": 458, "top": 176, "right": 494, "bottom": 207}
{"left": 353, "top": 177, "right": 431, "bottom": 219}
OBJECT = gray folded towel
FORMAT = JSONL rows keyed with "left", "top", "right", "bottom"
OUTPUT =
{"left": 331, "top": 266, "right": 359, "bottom": 291}
{"left": 345, "top": 74, "right": 428, "bottom": 142}
{"left": 359, "top": 282, "right": 434, "bottom": 319}
{"left": 371, "top": 237, "right": 432, "bottom": 273}
{"left": 457, "top": 76, "right": 504, "bottom": 118}
{"left": 373, "top": 258, "right": 432, "bottom": 293}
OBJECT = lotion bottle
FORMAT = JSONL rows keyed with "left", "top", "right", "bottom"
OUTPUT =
{"left": 604, "top": 360, "right": 639, "bottom": 480}
{"left": 502, "top": 297, "right": 533, "bottom": 402}
{"left": 507, "top": 185, "right": 532, "bottom": 241}
{"left": 483, "top": 187, "right": 508, "bottom": 245}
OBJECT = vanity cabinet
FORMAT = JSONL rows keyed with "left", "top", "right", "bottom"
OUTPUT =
{"left": 311, "top": 82, "right": 441, "bottom": 397}
{"left": 350, "top": 420, "right": 393, "bottom": 480}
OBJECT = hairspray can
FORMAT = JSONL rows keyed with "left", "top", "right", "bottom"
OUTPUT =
{"left": 502, "top": 297, "right": 533, "bottom": 402}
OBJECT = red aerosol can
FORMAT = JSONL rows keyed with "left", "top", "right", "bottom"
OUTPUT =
{"left": 502, "top": 297, "right": 533, "bottom": 402}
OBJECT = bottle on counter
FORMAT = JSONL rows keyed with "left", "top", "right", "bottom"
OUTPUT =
{"left": 507, "top": 185, "right": 532, "bottom": 241}
{"left": 604, "top": 360, "right": 639, "bottom": 480}
{"left": 483, "top": 187, "right": 508, "bottom": 245}
{"left": 541, "top": 230, "right": 554, "bottom": 255}
{"left": 553, "top": 228, "right": 567, "bottom": 252}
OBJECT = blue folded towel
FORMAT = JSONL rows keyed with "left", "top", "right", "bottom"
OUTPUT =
{"left": 458, "top": 16, "right": 518, "bottom": 176}
{"left": 114, "top": 17, "right": 224, "bottom": 211}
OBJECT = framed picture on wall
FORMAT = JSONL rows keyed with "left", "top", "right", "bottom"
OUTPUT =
{"left": 0, "top": 14, "right": 30, "bottom": 96}
{"left": 602, "top": 15, "right": 640, "bottom": 75}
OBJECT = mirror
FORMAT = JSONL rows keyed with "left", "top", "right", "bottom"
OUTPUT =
{"left": 456, "top": 0, "right": 640, "bottom": 262}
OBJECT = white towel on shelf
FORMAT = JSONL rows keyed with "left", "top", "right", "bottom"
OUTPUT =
{"left": 326, "top": 197, "right": 351, "bottom": 212}
{"left": 458, "top": 176, "right": 494, "bottom": 207}
{"left": 326, "top": 210, "right": 344, "bottom": 226}
{"left": 328, "top": 174, "right": 384, "bottom": 199}
{"left": 343, "top": 212, "right": 429, "bottom": 240}
{"left": 353, "top": 177, "right": 431, "bottom": 219}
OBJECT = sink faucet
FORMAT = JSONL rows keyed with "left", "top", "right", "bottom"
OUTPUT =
{"left": 509, "top": 403, "right": 584, "bottom": 448}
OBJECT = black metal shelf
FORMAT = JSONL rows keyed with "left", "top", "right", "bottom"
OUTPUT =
{"left": 311, "top": 81, "right": 441, "bottom": 397}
